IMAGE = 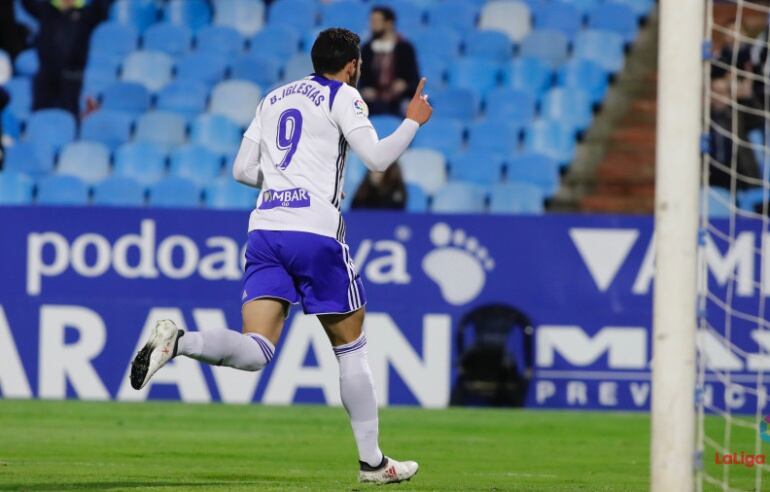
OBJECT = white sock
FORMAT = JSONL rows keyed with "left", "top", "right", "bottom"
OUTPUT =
{"left": 176, "top": 329, "right": 274, "bottom": 371}
{"left": 334, "top": 333, "right": 384, "bottom": 468}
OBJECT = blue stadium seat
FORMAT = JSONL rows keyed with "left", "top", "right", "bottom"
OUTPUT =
{"left": 420, "top": 58, "right": 448, "bottom": 90}
{"left": 2, "top": 111, "right": 22, "bottom": 140}
{"left": 588, "top": 3, "right": 638, "bottom": 44}
{"left": 611, "top": 0, "right": 654, "bottom": 19}
{"left": 542, "top": 87, "right": 593, "bottom": 132}
{"left": 156, "top": 81, "right": 209, "bottom": 121}
{"left": 707, "top": 187, "right": 732, "bottom": 218}
{"left": 230, "top": 54, "right": 281, "bottom": 90}
{"left": 250, "top": 25, "right": 302, "bottom": 60}
{"left": 519, "top": 0, "right": 549, "bottom": 20}
{"left": 89, "top": 22, "right": 138, "bottom": 63}
{"left": 175, "top": 52, "right": 229, "bottom": 86}
{"left": 449, "top": 151, "right": 505, "bottom": 185}
{"left": 573, "top": 30, "right": 625, "bottom": 73}
{"left": 93, "top": 176, "right": 146, "bottom": 206}
{"left": 24, "top": 109, "right": 76, "bottom": 153}
{"left": 411, "top": 116, "right": 466, "bottom": 155}
{"left": 341, "top": 153, "right": 367, "bottom": 212}
{"left": 467, "top": 119, "right": 523, "bottom": 155}
{"left": 559, "top": 0, "right": 601, "bottom": 15}
{"left": 195, "top": 25, "right": 244, "bottom": 56}
{"left": 557, "top": 59, "right": 609, "bottom": 104}
{"left": 149, "top": 176, "right": 201, "bottom": 208}
{"left": 399, "top": 148, "right": 448, "bottom": 194}
{"left": 4, "top": 142, "right": 54, "bottom": 176}
{"left": 121, "top": 50, "right": 174, "bottom": 91}
{"left": 36, "top": 175, "right": 89, "bottom": 206}
{"left": 14, "top": 0, "right": 39, "bottom": 33}
{"left": 430, "top": 88, "right": 479, "bottom": 120}
{"left": 134, "top": 111, "right": 188, "bottom": 151}
{"left": 80, "top": 110, "right": 134, "bottom": 150}
{"left": 738, "top": 187, "right": 765, "bottom": 212}
{"left": 464, "top": 30, "right": 513, "bottom": 63}
{"left": 406, "top": 183, "right": 429, "bottom": 212}
{"left": 489, "top": 182, "right": 545, "bottom": 213}
{"left": 432, "top": 182, "right": 486, "bottom": 213}
{"left": 524, "top": 120, "right": 576, "bottom": 167}
{"left": 535, "top": 2, "right": 582, "bottom": 40}
{"left": 110, "top": 0, "right": 158, "bottom": 33}
{"left": 413, "top": 27, "right": 462, "bottom": 63}
{"left": 169, "top": 144, "right": 223, "bottom": 185}
{"left": 83, "top": 64, "right": 119, "bottom": 97}
{"left": 57, "top": 141, "right": 112, "bottom": 184}
{"left": 5, "top": 77, "right": 32, "bottom": 118}
{"left": 282, "top": 53, "right": 314, "bottom": 82}
{"left": 268, "top": 0, "right": 319, "bottom": 33}
{"left": 209, "top": 80, "right": 262, "bottom": 127}
{"left": 100, "top": 81, "right": 151, "bottom": 116}
{"left": 14, "top": 49, "right": 37, "bottom": 76}
{"left": 191, "top": 114, "right": 242, "bottom": 156}
{"left": 370, "top": 115, "right": 402, "bottom": 137}
{"left": 519, "top": 29, "right": 570, "bottom": 68}
{"left": 484, "top": 87, "right": 536, "bottom": 124}
{"left": 447, "top": 59, "right": 501, "bottom": 98}
{"left": 164, "top": 0, "right": 211, "bottom": 31}
{"left": 212, "top": 0, "right": 265, "bottom": 37}
{"left": 479, "top": 0, "right": 531, "bottom": 43}
{"left": 501, "top": 56, "right": 553, "bottom": 99}
{"left": 427, "top": 0, "right": 478, "bottom": 34}
{"left": 142, "top": 22, "right": 192, "bottom": 57}
{"left": 506, "top": 151, "right": 560, "bottom": 195}
{"left": 0, "top": 172, "right": 34, "bottom": 205}
{"left": 204, "top": 177, "right": 259, "bottom": 209}
{"left": 320, "top": 1, "right": 368, "bottom": 35}
{"left": 114, "top": 142, "right": 167, "bottom": 185}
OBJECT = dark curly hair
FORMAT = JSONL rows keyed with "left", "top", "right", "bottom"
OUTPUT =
{"left": 311, "top": 28, "right": 361, "bottom": 75}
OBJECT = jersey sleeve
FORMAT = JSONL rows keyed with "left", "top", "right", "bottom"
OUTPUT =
{"left": 244, "top": 99, "right": 264, "bottom": 142}
{"left": 331, "top": 85, "right": 375, "bottom": 139}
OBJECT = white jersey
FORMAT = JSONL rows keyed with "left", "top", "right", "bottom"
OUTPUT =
{"left": 243, "top": 75, "right": 373, "bottom": 241}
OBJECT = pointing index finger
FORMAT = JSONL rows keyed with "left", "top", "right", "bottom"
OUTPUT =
{"left": 414, "top": 77, "right": 427, "bottom": 98}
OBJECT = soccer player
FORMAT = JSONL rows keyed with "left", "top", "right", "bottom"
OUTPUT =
{"left": 129, "top": 28, "right": 432, "bottom": 484}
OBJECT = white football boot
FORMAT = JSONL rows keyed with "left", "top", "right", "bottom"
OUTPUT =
{"left": 130, "top": 319, "right": 184, "bottom": 390}
{"left": 358, "top": 456, "right": 419, "bottom": 484}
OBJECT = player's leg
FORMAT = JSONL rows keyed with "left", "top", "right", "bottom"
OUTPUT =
{"left": 319, "top": 309, "right": 419, "bottom": 484}
{"left": 175, "top": 298, "right": 286, "bottom": 368}
{"left": 130, "top": 230, "right": 298, "bottom": 390}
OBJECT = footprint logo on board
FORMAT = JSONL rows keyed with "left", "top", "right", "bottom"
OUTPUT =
{"left": 422, "top": 223, "right": 494, "bottom": 306}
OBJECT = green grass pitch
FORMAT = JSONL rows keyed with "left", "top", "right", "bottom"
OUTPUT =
{"left": 0, "top": 400, "right": 761, "bottom": 491}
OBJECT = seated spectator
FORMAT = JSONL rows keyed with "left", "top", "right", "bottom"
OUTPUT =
{"left": 359, "top": 6, "right": 419, "bottom": 116}
{"left": 21, "top": 0, "right": 112, "bottom": 116}
{"left": 708, "top": 76, "right": 761, "bottom": 190}
{"left": 351, "top": 163, "right": 407, "bottom": 210}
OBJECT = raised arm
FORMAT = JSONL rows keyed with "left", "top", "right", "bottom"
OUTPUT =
{"left": 345, "top": 78, "right": 432, "bottom": 172}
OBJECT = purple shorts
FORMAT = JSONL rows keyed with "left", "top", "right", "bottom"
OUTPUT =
{"left": 242, "top": 229, "right": 366, "bottom": 315}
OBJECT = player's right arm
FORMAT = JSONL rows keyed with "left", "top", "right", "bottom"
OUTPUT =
{"left": 336, "top": 78, "right": 432, "bottom": 173}
{"left": 232, "top": 101, "right": 264, "bottom": 188}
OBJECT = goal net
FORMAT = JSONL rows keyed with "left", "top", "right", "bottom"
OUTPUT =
{"left": 699, "top": 1, "right": 770, "bottom": 490}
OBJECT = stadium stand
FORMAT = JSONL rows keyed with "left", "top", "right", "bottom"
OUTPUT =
{"left": 0, "top": 0, "right": 654, "bottom": 212}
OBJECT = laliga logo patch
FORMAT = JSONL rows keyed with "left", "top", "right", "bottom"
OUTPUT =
{"left": 353, "top": 99, "right": 368, "bottom": 117}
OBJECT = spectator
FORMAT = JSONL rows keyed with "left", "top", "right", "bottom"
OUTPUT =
{"left": 0, "top": 86, "right": 8, "bottom": 170}
{"left": 351, "top": 163, "right": 407, "bottom": 210}
{"left": 0, "top": 0, "right": 31, "bottom": 60}
{"left": 708, "top": 76, "right": 761, "bottom": 190}
{"left": 359, "top": 6, "right": 419, "bottom": 116}
{"left": 20, "top": 0, "right": 112, "bottom": 116}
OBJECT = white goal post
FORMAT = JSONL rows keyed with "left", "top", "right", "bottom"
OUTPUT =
{"left": 651, "top": 0, "right": 705, "bottom": 491}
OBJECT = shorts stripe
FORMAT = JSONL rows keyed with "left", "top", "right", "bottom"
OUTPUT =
{"left": 341, "top": 244, "right": 361, "bottom": 310}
